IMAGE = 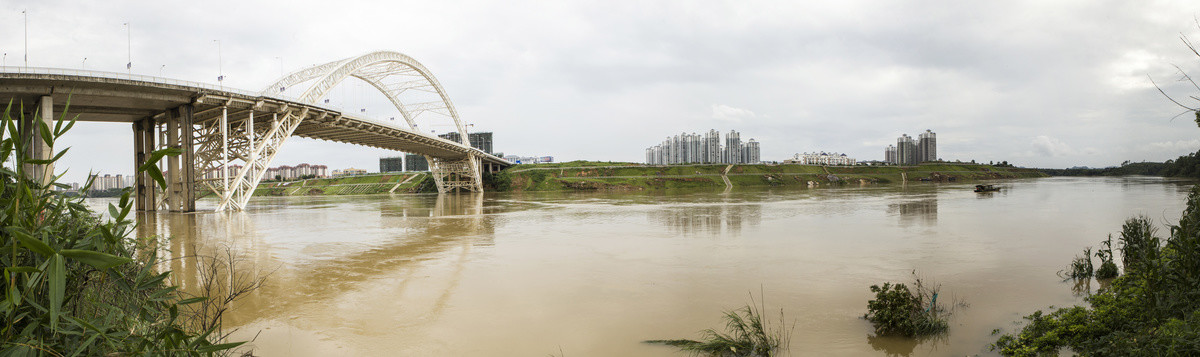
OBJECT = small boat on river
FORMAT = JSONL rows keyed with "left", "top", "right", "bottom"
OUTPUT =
{"left": 974, "top": 184, "right": 1000, "bottom": 193}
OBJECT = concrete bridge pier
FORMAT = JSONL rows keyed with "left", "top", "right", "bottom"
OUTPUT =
{"left": 17, "top": 95, "right": 55, "bottom": 187}
{"left": 164, "top": 104, "right": 196, "bottom": 212}
{"left": 134, "top": 104, "right": 197, "bottom": 213}
{"left": 133, "top": 117, "right": 157, "bottom": 212}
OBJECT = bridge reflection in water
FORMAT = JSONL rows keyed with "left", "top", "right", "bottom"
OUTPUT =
{"left": 137, "top": 193, "right": 490, "bottom": 354}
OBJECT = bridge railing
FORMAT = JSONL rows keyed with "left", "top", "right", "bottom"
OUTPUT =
{"left": 0, "top": 66, "right": 267, "bottom": 98}
{"left": 0, "top": 66, "right": 509, "bottom": 164}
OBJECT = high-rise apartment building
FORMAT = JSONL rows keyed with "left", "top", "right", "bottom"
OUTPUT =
{"left": 724, "top": 130, "right": 742, "bottom": 164}
{"left": 438, "top": 132, "right": 494, "bottom": 155}
{"left": 918, "top": 129, "right": 936, "bottom": 163}
{"left": 743, "top": 139, "right": 761, "bottom": 164}
{"left": 885, "top": 145, "right": 897, "bottom": 164}
{"left": 704, "top": 129, "right": 721, "bottom": 163}
{"left": 897, "top": 134, "right": 918, "bottom": 166}
{"left": 404, "top": 153, "right": 429, "bottom": 171}
{"left": 380, "top": 156, "right": 404, "bottom": 173}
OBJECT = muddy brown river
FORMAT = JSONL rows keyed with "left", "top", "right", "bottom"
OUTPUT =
{"left": 96, "top": 176, "right": 1193, "bottom": 356}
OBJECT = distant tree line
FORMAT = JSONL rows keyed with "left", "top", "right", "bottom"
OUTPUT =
{"left": 1039, "top": 161, "right": 1171, "bottom": 177}
{"left": 81, "top": 187, "right": 126, "bottom": 198}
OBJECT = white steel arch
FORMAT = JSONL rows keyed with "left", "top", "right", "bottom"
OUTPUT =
{"left": 262, "top": 51, "right": 470, "bottom": 145}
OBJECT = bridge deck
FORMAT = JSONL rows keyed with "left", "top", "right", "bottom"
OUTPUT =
{"left": 0, "top": 69, "right": 507, "bottom": 164}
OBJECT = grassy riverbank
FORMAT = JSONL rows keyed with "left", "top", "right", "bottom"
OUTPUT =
{"left": 251, "top": 172, "right": 431, "bottom": 196}
{"left": 490, "top": 161, "right": 1046, "bottom": 192}
{"left": 237, "top": 162, "right": 1044, "bottom": 197}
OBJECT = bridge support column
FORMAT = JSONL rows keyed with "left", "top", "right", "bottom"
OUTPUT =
{"left": 181, "top": 105, "right": 196, "bottom": 212}
{"left": 163, "top": 104, "right": 196, "bottom": 212}
{"left": 428, "top": 153, "right": 484, "bottom": 194}
{"left": 133, "top": 117, "right": 157, "bottom": 212}
{"left": 19, "top": 96, "right": 54, "bottom": 187}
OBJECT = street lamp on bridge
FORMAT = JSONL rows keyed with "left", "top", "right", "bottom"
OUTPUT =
{"left": 213, "top": 40, "right": 224, "bottom": 85}
{"left": 123, "top": 22, "right": 131, "bottom": 74}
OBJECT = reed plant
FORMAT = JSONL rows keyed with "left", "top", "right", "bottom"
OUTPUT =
{"left": 0, "top": 101, "right": 242, "bottom": 355}
{"left": 646, "top": 292, "right": 792, "bottom": 356}
{"left": 1059, "top": 247, "right": 1094, "bottom": 281}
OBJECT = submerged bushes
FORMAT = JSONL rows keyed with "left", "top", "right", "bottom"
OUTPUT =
{"left": 864, "top": 277, "right": 949, "bottom": 338}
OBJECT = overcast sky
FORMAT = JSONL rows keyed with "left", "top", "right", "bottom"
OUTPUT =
{"left": 4, "top": 0, "right": 1200, "bottom": 183}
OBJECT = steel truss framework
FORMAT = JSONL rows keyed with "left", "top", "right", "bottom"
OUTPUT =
{"left": 186, "top": 51, "right": 484, "bottom": 211}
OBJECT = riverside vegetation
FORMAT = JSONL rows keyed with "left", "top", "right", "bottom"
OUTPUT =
{"left": 645, "top": 293, "right": 792, "bottom": 357}
{"left": 485, "top": 162, "right": 1044, "bottom": 192}
{"left": 994, "top": 104, "right": 1200, "bottom": 355}
{"left": 0, "top": 102, "right": 243, "bottom": 355}
{"left": 237, "top": 161, "right": 1044, "bottom": 197}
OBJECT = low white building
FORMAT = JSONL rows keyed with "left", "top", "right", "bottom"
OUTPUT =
{"left": 785, "top": 152, "right": 857, "bottom": 166}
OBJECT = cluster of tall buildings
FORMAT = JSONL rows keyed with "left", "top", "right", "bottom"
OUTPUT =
{"left": 200, "top": 163, "right": 330, "bottom": 181}
{"left": 884, "top": 130, "right": 937, "bottom": 165}
{"left": 265, "top": 163, "right": 329, "bottom": 180}
{"left": 645, "top": 130, "right": 760, "bottom": 165}
{"left": 88, "top": 174, "right": 132, "bottom": 191}
{"left": 382, "top": 132, "right": 498, "bottom": 172}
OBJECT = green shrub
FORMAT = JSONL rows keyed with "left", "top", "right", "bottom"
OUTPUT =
{"left": 864, "top": 279, "right": 948, "bottom": 337}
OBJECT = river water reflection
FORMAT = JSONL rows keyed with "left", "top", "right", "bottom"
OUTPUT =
{"left": 102, "top": 176, "right": 1194, "bottom": 356}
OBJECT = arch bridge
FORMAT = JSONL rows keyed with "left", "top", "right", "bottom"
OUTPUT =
{"left": 0, "top": 51, "right": 509, "bottom": 211}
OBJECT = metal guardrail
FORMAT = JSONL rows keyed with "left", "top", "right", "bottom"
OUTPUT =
{"left": 0, "top": 65, "right": 267, "bottom": 98}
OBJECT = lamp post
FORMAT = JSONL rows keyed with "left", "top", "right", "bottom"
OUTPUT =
{"left": 82, "top": 57, "right": 86, "bottom": 69}
{"left": 123, "top": 22, "right": 131, "bottom": 73}
{"left": 213, "top": 40, "right": 224, "bottom": 85}
{"left": 23, "top": 9, "right": 28, "bottom": 68}
{"left": 159, "top": 64, "right": 165, "bottom": 77}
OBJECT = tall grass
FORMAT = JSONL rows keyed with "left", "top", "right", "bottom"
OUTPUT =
{"left": 1059, "top": 247, "right": 1094, "bottom": 281}
{"left": 646, "top": 292, "right": 792, "bottom": 356}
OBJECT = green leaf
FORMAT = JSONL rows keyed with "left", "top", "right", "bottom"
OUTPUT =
{"left": 138, "top": 147, "right": 182, "bottom": 190}
{"left": 48, "top": 254, "right": 65, "bottom": 331}
{"left": 143, "top": 165, "right": 167, "bottom": 191}
{"left": 13, "top": 229, "right": 55, "bottom": 257}
{"left": 148, "top": 285, "right": 178, "bottom": 300}
{"left": 47, "top": 146, "right": 69, "bottom": 164}
{"left": 5, "top": 266, "right": 39, "bottom": 274}
{"left": 177, "top": 297, "right": 207, "bottom": 305}
{"left": 136, "top": 271, "right": 171, "bottom": 291}
{"left": 67, "top": 332, "right": 102, "bottom": 357}
{"left": 55, "top": 115, "right": 77, "bottom": 137}
{"left": 59, "top": 249, "right": 132, "bottom": 270}
{"left": 36, "top": 117, "right": 54, "bottom": 149}
{"left": 7, "top": 285, "right": 19, "bottom": 307}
